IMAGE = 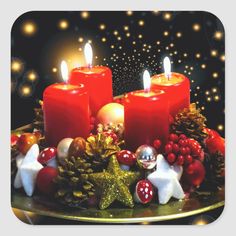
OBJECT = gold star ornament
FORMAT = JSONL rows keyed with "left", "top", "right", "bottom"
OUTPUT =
{"left": 88, "top": 155, "right": 140, "bottom": 209}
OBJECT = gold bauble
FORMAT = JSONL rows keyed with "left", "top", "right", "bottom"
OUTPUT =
{"left": 96, "top": 103, "right": 124, "bottom": 125}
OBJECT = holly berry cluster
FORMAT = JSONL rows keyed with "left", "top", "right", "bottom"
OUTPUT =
{"left": 164, "top": 133, "right": 204, "bottom": 166}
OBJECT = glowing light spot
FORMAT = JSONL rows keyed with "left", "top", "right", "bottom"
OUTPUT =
{"left": 81, "top": 11, "right": 90, "bottom": 19}
{"left": 163, "top": 12, "right": 172, "bottom": 20}
{"left": 132, "top": 41, "right": 136, "bottom": 45}
{"left": 211, "top": 50, "right": 218, "bottom": 57}
{"left": 213, "top": 72, "right": 218, "bottom": 78}
{"left": 212, "top": 87, "right": 218, "bottom": 93}
{"left": 193, "top": 23, "right": 201, "bottom": 31}
{"left": 156, "top": 41, "right": 160, "bottom": 45}
{"left": 110, "top": 45, "right": 114, "bottom": 49}
{"left": 214, "top": 31, "right": 223, "bottom": 40}
{"left": 124, "top": 25, "right": 129, "bottom": 31}
{"left": 78, "top": 37, "right": 84, "bottom": 43}
{"left": 117, "top": 36, "right": 122, "bottom": 41}
{"left": 99, "top": 24, "right": 106, "bottom": 30}
{"left": 220, "top": 54, "right": 225, "bottom": 61}
{"left": 195, "top": 53, "right": 201, "bottom": 58}
{"left": 183, "top": 53, "right": 188, "bottom": 57}
{"left": 214, "top": 95, "right": 220, "bottom": 101}
{"left": 58, "top": 20, "right": 69, "bottom": 30}
{"left": 217, "top": 124, "right": 224, "bottom": 131}
{"left": 52, "top": 67, "right": 57, "bottom": 73}
{"left": 176, "top": 32, "right": 182, "bottom": 38}
{"left": 163, "top": 31, "right": 169, "bottom": 36}
{"left": 138, "top": 20, "right": 145, "bottom": 26}
{"left": 101, "top": 37, "right": 106, "bottom": 42}
{"left": 127, "top": 11, "right": 133, "bottom": 16}
{"left": 26, "top": 71, "right": 38, "bottom": 82}
{"left": 138, "top": 34, "right": 143, "bottom": 39}
{"left": 113, "top": 30, "right": 118, "bottom": 35}
{"left": 19, "top": 84, "right": 32, "bottom": 97}
{"left": 205, "top": 91, "right": 210, "bottom": 95}
{"left": 11, "top": 59, "right": 23, "bottom": 73}
{"left": 201, "top": 64, "right": 206, "bottom": 69}
{"left": 126, "top": 32, "right": 130, "bottom": 37}
{"left": 21, "top": 21, "right": 37, "bottom": 36}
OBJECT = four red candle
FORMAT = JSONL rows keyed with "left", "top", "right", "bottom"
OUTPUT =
{"left": 124, "top": 71, "right": 169, "bottom": 151}
{"left": 43, "top": 62, "right": 90, "bottom": 147}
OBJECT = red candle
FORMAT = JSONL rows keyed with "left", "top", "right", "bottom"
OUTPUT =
{"left": 69, "top": 43, "right": 112, "bottom": 116}
{"left": 43, "top": 61, "right": 90, "bottom": 147}
{"left": 124, "top": 70, "right": 169, "bottom": 151}
{"left": 151, "top": 57, "right": 190, "bottom": 116}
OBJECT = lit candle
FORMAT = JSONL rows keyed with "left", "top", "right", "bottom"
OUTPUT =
{"left": 43, "top": 61, "right": 90, "bottom": 146}
{"left": 69, "top": 43, "right": 113, "bottom": 116}
{"left": 151, "top": 57, "right": 190, "bottom": 116}
{"left": 124, "top": 70, "right": 169, "bottom": 151}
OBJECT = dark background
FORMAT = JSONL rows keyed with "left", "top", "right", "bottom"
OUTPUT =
{"left": 11, "top": 11, "right": 225, "bottom": 135}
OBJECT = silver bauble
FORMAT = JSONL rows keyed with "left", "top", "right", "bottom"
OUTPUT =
{"left": 135, "top": 145, "right": 157, "bottom": 170}
{"left": 57, "top": 138, "right": 73, "bottom": 162}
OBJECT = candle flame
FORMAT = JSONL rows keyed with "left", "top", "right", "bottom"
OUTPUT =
{"left": 61, "top": 60, "right": 69, "bottom": 82}
{"left": 143, "top": 70, "right": 151, "bottom": 92}
{"left": 164, "top": 56, "right": 171, "bottom": 78}
{"left": 84, "top": 43, "right": 93, "bottom": 67}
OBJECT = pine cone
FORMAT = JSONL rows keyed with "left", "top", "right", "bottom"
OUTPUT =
{"left": 54, "top": 155, "right": 95, "bottom": 207}
{"left": 171, "top": 103, "right": 207, "bottom": 144}
{"left": 85, "top": 133, "right": 121, "bottom": 171}
{"left": 200, "top": 151, "right": 225, "bottom": 191}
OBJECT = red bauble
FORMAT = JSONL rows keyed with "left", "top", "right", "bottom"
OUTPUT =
{"left": 205, "top": 136, "right": 225, "bottom": 156}
{"left": 36, "top": 167, "right": 58, "bottom": 196}
{"left": 183, "top": 160, "right": 205, "bottom": 187}
{"left": 11, "top": 134, "right": 19, "bottom": 146}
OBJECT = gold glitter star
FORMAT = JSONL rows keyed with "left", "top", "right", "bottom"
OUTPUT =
{"left": 88, "top": 155, "right": 140, "bottom": 209}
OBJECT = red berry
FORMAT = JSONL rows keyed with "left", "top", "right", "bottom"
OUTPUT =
{"left": 191, "top": 145, "right": 200, "bottom": 156}
{"left": 176, "top": 155, "right": 185, "bottom": 165}
{"left": 180, "top": 147, "right": 187, "bottom": 155}
{"left": 116, "top": 150, "right": 136, "bottom": 166}
{"left": 153, "top": 139, "right": 162, "bottom": 150}
{"left": 168, "top": 141, "right": 174, "bottom": 146}
{"left": 167, "top": 153, "right": 176, "bottom": 164}
{"left": 165, "top": 144, "right": 172, "bottom": 154}
{"left": 169, "top": 134, "right": 179, "bottom": 143}
{"left": 36, "top": 167, "right": 58, "bottom": 196}
{"left": 179, "top": 139, "right": 188, "bottom": 147}
{"left": 172, "top": 144, "right": 180, "bottom": 154}
{"left": 185, "top": 155, "right": 193, "bottom": 164}
{"left": 179, "top": 134, "right": 187, "bottom": 140}
{"left": 185, "top": 146, "right": 191, "bottom": 155}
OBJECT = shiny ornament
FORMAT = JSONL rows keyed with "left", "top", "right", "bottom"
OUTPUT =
{"left": 147, "top": 154, "right": 184, "bottom": 204}
{"left": 136, "top": 145, "right": 157, "bottom": 170}
{"left": 57, "top": 138, "right": 73, "bottom": 162}
{"left": 68, "top": 137, "right": 86, "bottom": 157}
{"left": 36, "top": 166, "right": 58, "bottom": 196}
{"left": 17, "top": 133, "right": 38, "bottom": 155}
{"left": 96, "top": 103, "right": 124, "bottom": 126}
{"left": 88, "top": 155, "right": 140, "bottom": 209}
{"left": 134, "top": 180, "right": 153, "bottom": 204}
{"left": 205, "top": 136, "right": 225, "bottom": 156}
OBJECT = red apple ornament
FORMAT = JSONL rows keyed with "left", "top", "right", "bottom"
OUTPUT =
{"left": 17, "top": 133, "right": 38, "bottom": 155}
{"left": 36, "top": 166, "right": 58, "bottom": 196}
{"left": 134, "top": 180, "right": 153, "bottom": 204}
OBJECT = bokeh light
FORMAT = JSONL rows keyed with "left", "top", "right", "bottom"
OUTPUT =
{"left": 21, "top": 21, "right": 37, "bottom": 36}
{"left": 58, "top": 19, "right": 69, "bottom": 30}
{"left": 25, "top": 70, "right": 38, "bottom": 82}
{"left": 192, "top": 23, "right": 201, "bottom": 31}
{"left": 11, "top": 58, "right": 24, "bottom": 74}
{"left": 81, "top": 11, "right": 90, "bottom": 19}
